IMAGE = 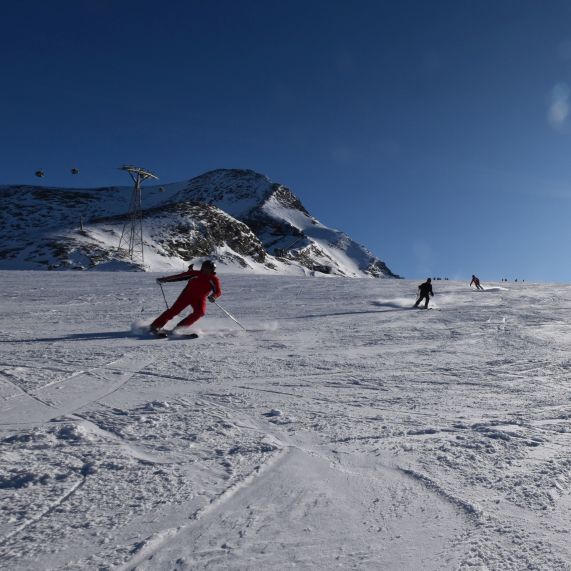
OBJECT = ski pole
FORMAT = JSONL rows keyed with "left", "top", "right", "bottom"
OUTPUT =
{"left": 213, "top": 300, "right": 247, "bottom": 331}
{"left": 158, "top": 282, "right": 169, "bottom": 309}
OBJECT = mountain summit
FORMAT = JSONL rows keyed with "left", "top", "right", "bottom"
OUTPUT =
{"left": 0, "top": 169, "right": 399, "bottom": 278}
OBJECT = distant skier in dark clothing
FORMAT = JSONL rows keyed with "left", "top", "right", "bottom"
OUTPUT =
{"left": 470, "top": 275, "right": 484, "bottom": 290}
{"left": 150, "top": 260, "right": 222, "bottom": 334}
{"left": 414, "top": 278, "right": 434, "bottom": 309}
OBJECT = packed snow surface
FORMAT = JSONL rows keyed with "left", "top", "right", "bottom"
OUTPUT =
{"left": 1, "top": 272, "right": 571, "bottom": 570}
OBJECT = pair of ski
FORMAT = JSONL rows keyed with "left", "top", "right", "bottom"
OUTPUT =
{"left": 150, "top": 328, "right": 198, "bottom": 339}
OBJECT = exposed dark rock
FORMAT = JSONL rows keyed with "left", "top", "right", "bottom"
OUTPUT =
{"left": 0, "top": 169, "right": 399, "bottom": 277}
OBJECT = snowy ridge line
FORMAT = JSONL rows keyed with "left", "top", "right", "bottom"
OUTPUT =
{"left": 0, "top": 374, "right": 52, "bottom": 407}
{"left": 211, "top": 370, "right": 380, "bottom": 383}
{"left": 398, "top": 467, "right": 483, "bottom": 520}
{"left": 32, "top": 356, "right": 127, "bottom": 391}
{"left": 0, "top": 470, "right": 88, "bottom": 553}
{"left": 187, "top": 446, "right": 286, "bottom": 522}
{"left": 236, "top": 384, "right": 375, "bottom": 408}
{"left": 236, "top": 384, "right": 442, "bottom": 418}
{"left": 70, "top": 415, "right": 181, "bottom": 465}
{"left": 116, "top": 445, "right": 289, "bottom": 571}
{"left": 129, "top": 369, "right": 205, "bottom": 385}
{"left": 0, "top": 353, "right": 154, "bottom": 428}
{"left": 233, "top": 367, "right": 480, "bottom": 382}
{"left": 0, "top": 352, "right": 137, "bottom": 403}
{"left": 0, "top": 362, "right": 71, "bottom": 375}
{"left": 330, "top": 427, "right": 448, "bottom": 444}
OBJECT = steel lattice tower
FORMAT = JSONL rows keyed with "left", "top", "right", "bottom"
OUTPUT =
{"left": 117, "top": 165, "right": 158, "bottom": 263}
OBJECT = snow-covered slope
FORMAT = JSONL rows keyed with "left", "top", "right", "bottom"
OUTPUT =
{"left": 1, "top": 273, "right": 570, "bottom": 569}
{"left": 0, "top": 169, "right": 399, "bottom": 278}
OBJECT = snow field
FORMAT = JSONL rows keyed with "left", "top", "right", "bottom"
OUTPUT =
{"left": 1, "top": 272, "right": 571, "bottom": 569}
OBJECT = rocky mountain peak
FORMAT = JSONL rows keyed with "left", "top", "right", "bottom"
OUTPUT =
{"left": 0, "top": 169, "right": 400, "bottom": 278}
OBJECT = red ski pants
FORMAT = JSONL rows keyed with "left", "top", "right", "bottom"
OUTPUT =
{"left": 151, "top": 294, "right": 207, "bottom": 330}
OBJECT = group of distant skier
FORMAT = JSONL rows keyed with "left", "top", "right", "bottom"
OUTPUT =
{"left": 413, "top": 274, "right": 484, "bottom": 309}
{"left": 149, "top": 260, "right": 487, "bottom": 332}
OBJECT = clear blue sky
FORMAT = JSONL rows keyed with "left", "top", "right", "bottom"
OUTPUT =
{"left": 2, "top": 0, "right": 571, "bottom": 282}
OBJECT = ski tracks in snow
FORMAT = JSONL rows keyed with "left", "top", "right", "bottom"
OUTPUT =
{"left": 0, "top": 353, "right": 155, "bottom": 427}
{"left": 120, "top": 447, "right": 469, "bottom": 570}
{"left": 3, "top": 275, "right": 571, "bottom": 570}
{"left": 116, "top": 400, "right": 470, "bottom": 571}
{"left": 0, "top": 351, "right": 159, "bottom": 560}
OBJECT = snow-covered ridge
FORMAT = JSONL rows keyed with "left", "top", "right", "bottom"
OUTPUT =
{"left": 0, "top": 169, "right": 399, "bottom": 278}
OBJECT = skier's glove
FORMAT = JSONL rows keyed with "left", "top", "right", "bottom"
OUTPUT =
{"left": 156, "top": 278, "right": 164, "bottom": 284}
{"left": 208, "top": 295, "right": 216, "bottom": 303}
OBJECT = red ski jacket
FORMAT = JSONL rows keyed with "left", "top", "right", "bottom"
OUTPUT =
{"left": 159, "top": 270, "right": 222, "bottom": 300}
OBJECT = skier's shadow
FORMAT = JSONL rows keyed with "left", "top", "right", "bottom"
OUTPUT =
{"left": 286, "top": 306, "right": 412, "bottom": 320}
{"left": 0, "top": 331, "right": 133, "bottom": 344}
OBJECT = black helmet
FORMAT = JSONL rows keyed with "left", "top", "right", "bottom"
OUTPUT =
{"left": 201, "top": 260, "right": 216, "bottom": 271}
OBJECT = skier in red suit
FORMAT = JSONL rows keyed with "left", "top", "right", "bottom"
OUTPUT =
{"left": 150, "top": 260, "right": 222, "bottom": 334}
